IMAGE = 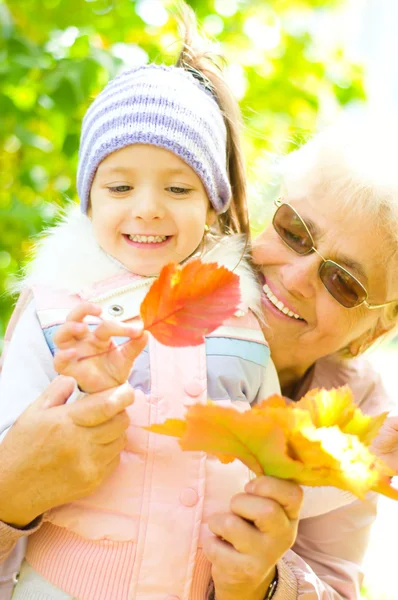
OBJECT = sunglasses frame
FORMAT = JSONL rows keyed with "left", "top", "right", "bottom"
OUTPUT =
{"left": 273, "top": 199, "right": 395, "bottom": 310}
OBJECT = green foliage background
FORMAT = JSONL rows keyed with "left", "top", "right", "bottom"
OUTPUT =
{"left": 0, "top": 0, "right": 366, "bottom": 340}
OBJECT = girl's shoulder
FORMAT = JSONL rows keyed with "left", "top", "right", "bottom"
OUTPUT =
{"left": 15, "top": 205, "right": 126, "bottom": 296}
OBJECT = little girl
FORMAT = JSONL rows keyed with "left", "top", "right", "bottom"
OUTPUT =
{"left": 0, "top": 39, "right": 281, "bottom": 600}
{"left": 1, "top": 23, "right": 378, "bottom": 599}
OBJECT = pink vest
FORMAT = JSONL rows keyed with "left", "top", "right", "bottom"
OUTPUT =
{"left": 25, "top": 273, "right": 274, "bottom": 600}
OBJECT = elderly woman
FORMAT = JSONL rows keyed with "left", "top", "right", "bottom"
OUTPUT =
{"left": 1, "top": 121, "right": 397, "bottom": 600}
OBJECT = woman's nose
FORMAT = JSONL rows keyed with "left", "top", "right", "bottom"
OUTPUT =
{"left": 281, "top": 252, "right": 321, "bottom": 299}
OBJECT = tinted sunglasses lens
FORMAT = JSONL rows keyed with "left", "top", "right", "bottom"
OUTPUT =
{"left": 273, "top": 204, "right": 313, "bottom": 254}
{"left": 319, "top": 261, "right": 367, "bottom": 308}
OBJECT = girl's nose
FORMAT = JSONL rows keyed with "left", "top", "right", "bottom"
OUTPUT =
{"left": 131, "top": 190, "right": 165, "bottom": 221}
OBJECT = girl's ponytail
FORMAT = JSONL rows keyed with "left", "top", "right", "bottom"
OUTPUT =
{"left": 175, "top": 5, "right": 249, "bottom": 236}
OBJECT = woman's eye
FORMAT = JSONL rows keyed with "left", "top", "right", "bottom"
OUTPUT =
{"left": 108, "top": 185, "right": 132, "bottom": 193}
{"left": 283, "top": 228, "right": 304, "bottom": 244}
{"left": 167, "top": 186, "right": 191, "bottom": 195}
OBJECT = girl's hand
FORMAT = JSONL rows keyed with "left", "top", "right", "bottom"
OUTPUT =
{"left": 0, "top": 376, "right": 134, "bottom": 528}
{"left": 372, "top": 414, "right": 398, "bottom": 474}
{"left": 53, "top": 303, "right": 148, "bottom": 393}
{"left": 204, "top": 476, "right": 303, "bottom": 600}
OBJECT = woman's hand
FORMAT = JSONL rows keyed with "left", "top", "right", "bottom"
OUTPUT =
{"left": 204, "top": 476, "right": 303, "bottom": 600}
{"left": 53, "top": 302, "right": 147, "bottom": 393}
{"left": 0, "top": 376, "right": 134, "bottom": 528}
{"left": 372, "top": 414, "right": 398, "bottom": 474}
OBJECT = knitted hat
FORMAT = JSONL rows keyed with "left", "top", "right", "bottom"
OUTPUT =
{"left": 77, "top": 64, "right": 231, "bottom": 214}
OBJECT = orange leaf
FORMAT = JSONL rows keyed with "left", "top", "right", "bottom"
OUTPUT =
{"left": 146, "top": 388, "right": 398, "bottom": 501}
{"left": 140, "top": 260, "right": 241, "bottom": 347}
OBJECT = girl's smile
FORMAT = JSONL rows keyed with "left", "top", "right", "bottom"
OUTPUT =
{"left": 89, "top": 145, "right": 215, "bottom": 277}
{"left": 122, "top": 233, "right": 172, "bottom": 248}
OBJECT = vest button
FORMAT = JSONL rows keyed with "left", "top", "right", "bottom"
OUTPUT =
{"left": 180, "top": 488, "right": 199, "bottom": 507}
{"left": 108, "top": 304, "right": 124, "bottom": 317}
{"left": 184, "top": 379, "right": 205, "bottom": 398}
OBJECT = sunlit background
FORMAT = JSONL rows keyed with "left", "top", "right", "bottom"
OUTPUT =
{"left": 1, "top": 0, "right": 397, "bottom": 597}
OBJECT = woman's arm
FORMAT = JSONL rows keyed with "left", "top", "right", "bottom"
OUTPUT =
{"left": 0, "top": 300, "right": 135, "bottom": 553}
{"left": 206, "top": 479, "right": 376, "bottom": 600}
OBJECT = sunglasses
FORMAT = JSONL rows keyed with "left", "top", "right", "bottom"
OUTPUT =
{"left": 272, "top": 200, "right": 395, "bottom": 309}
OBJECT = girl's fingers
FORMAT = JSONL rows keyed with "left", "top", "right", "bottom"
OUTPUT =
{"left": 54, "top": 348, "right": 78, "bottom": 373}
{"left": 244, "top": 476, "right": 303, "bottom": 521}
{"left": 93, "top": 319, "right": 145, "bottom": 343}
{"left": 119, "top": 332, "right": 148, "bottom": 362}
{"left": 53, "top": 322, "right": 89, "bottom": 346}
{"left": 65, "top": 302, "right": 102, "bottom": 323}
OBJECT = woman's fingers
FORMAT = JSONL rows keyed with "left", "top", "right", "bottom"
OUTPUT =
{"left": 69, "top": 383, "right": 135, "bottom": 427}
{"left": 98, "top": 433, "right": 128, "bottom": 461}
{"left": 244, "top": 476, "right": 303, "bottom": 521}
{"left": 208, "top": 510, "right": 266, "bottom": 556}
{"left": 92, "top": 410, "right": 130, "bottom": 444}
{"left": 229, "top": 493, "right": 290, "bottom": 536}
{"left": 34, "top": 375, "right": 77, "bottom": 410}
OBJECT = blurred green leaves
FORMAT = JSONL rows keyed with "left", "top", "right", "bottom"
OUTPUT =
{"left": 0, "top": 0, "right": 365, "bottom": 339}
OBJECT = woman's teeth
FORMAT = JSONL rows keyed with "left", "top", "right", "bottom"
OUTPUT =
{"left": 263, "top": 283, "right": 302, "bottom": 320}
{"left": 128, "top": 234, "right": 168, "bottom": 243}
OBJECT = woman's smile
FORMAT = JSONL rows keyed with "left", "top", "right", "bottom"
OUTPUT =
{"left": 262, "top": 279, "right": 305, "bottom": 321}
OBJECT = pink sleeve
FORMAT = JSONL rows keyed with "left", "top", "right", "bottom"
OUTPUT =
{"left": 0, "top": 518, "right": 44, "bottom": 598}
{"left": 273, "top": 494, "right": 377, "bottom": 599}
{"left": 0, "top": 518, "right": 45, "bottom": 563}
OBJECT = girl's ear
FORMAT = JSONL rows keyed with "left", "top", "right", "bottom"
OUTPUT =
{"left": 206, "top": 207, "right": 217, "bottom": 227}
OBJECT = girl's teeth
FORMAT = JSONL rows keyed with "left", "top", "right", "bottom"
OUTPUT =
{"left": 129, "top": 235, "right": 167, "bottom": 243}
{"left": 262, "top": 283, "right": 303, "bottom": 320}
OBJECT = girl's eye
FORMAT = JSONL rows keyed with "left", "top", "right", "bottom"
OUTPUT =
{"left": 108, "top": 185, "right": 132, "bottom": 193}
{"left": 167, "top": 186, "right": 191, "bottom": 195}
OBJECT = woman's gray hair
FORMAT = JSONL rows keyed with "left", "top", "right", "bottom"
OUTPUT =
{"left": 279, "top": 115, "right": 398, "bottom": 351}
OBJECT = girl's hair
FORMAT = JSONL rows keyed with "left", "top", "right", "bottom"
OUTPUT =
{"left": 175, "top": 5, "right": 249, "bottom": 237}
{"left": 280, "top": 116, "right": 398, "bottom": 350}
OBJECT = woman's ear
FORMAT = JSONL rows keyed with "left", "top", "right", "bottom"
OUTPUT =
{"left": 348, "top": 321, "right": 393, "bottom": 357}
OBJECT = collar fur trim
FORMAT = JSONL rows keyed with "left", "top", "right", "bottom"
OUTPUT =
{"left": 18, "top": 205, "right": 263, "bottom": 316}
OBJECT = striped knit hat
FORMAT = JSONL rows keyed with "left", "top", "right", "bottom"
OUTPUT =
{"left": 77, "top": 64, "right": 231, "bottom": 214}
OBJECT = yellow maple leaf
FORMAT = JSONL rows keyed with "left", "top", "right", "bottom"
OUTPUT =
{"left": 146, "top": 387, "right": 398, "bottom": 500}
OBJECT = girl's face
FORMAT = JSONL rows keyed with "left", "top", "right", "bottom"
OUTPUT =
{"left": 252, "top": 193, "right": 396, "bottom": 375}
{"left": 89, "top": 145, "right": 215, "bottom": 276}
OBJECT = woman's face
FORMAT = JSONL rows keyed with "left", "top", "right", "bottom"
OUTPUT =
{"left": 252, "top": 193, "right": 396, "bottom": 375}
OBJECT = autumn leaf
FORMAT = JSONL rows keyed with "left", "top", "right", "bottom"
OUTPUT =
{"left": 147, "top": 387, "right": 398, "bottom": 501}
{"left": 140, "top": 260, "right": 241, "bottom": 346}
{"left": 297, "top": 386, "right": 388, "bottom": 445}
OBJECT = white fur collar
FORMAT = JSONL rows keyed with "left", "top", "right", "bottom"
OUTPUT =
{"left": 18, "top": 205, "right": 262, "bottom": 315}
